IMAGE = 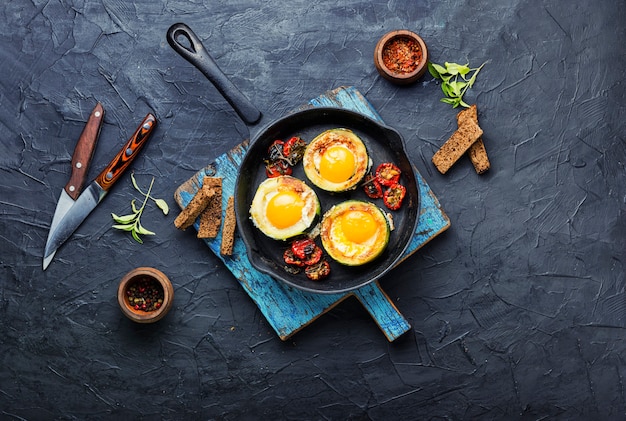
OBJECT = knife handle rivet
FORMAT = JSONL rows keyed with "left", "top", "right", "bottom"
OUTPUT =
{"left": 125, "top": 148, "right": 133, "bottom": 157}
{"left": 76, "top": 162, "right": 82, "bottom": 169}
{"left": 95, "top": 111, "right": 101, "bottom": 118}
{"left": 69, "top": 185, "right": 75, "bottom": 192}
{"left": 106, "top": 172, "right": 113, "bottom": 180}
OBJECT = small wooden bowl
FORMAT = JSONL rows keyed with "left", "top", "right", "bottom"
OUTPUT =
{"left": 117, "top": 267, "right": 174, "bottom": 323}
{"left": 374, "top": 30, "right": 428, "bottom": 85}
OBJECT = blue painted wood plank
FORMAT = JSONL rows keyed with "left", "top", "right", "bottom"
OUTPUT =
{"left": 174, "top": 86, "right": 450, "bottom": 341}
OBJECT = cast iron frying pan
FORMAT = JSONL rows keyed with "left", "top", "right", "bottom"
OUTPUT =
{"left": 167, "top": 23, "right": 420, "bottom": 294}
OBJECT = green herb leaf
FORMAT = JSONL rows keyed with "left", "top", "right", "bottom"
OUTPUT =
{"left": 431, "top": 63, "right": 447, "bottom": 75}
{"left": 135, "top": 222, "right": 155, "bottom": 236}
{"left": 111, "top": 212, "right": 137, "bottom": 224}
{"left": 429, "top": 60, "right": 487, "bottom": 109}
{"left": 131, "top": 230, "right": 144, "bottom": 244}
{"left": 445, "top": 62, "right": 470, "bottom": 76}
{"left": 466, "top": 62, "right": 486, "bottom": 88}
{"left": 112, "top": 224, "right": 135, "bottom": 231}
{"left": 153, "top": 198, "right": 169, "bottom": 215}
{"left": 130, "top": 172, "right": 141, "bottom": 192}
{"left": 111, "top": 174, "right": 167, "bottom": 244}
{"left": 428, "top": 62, "right": 441, "bottom": 78}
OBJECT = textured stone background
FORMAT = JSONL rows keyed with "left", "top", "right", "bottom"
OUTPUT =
{"left": 1, "top": 0, "right": 625, "bottom": 419}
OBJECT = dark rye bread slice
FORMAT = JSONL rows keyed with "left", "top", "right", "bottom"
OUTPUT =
{"left": 432, "top": 118, "right": 483, "bottom": 174}
{"left": 457, "top": 105, "right": 490, "bottom": 174}
{"left": 174, "top": 176, "right": 222, "bottom": 230}
{"left": 220, "top": 196, "right": 236, "bottom": 256}
{"left": 197, "top": 178, "right": 223, "bottom": 239}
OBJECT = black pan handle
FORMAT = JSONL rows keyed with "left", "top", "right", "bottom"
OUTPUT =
{"left": 166, "top": 23, "right": 262, "bottom": 125}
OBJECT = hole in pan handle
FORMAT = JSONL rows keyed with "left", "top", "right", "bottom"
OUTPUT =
{"left": 166, "top": 22, "right": 262, "bottom": 125}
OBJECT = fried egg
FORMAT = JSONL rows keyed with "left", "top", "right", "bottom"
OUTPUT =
{"left": 250, "top": 176, "right": 320, "bottom": 240}
{"left": 320, "top": 200, "right": 390, "bottom": 266}
{"left": 303, "top": 128, "right": 370, "bottom": 192}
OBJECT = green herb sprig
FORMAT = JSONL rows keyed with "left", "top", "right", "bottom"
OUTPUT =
{"left": 111, "top": 173, "right": 169, "bottom": 244}
{"left": 428, "top": 60, "right": 487, "bottom": 108}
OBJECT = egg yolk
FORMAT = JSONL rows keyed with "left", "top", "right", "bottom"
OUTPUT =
{"left": 266, "top": 191, "right": 304, "bottom": 229}
{"left": 319, "top": 145, "right": 356, "bottom": 183}
{"left": 340, "top": 210, "right": 378, "bottom": 244}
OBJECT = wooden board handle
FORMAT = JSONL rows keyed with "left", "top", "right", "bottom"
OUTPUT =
{"left": 95, "top": 113, "right": 157, "bottom": 191}
{"left": 352, "top": 282, "right": 411, "bottom": 341}
{"left": 65, "top": 103, "right": 104, "bottom": 200}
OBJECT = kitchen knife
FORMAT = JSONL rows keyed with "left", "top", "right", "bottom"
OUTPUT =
{"left": 45, "top": 103, "right": 105, "bottom": 264}
{"left": 43, "top": 113, "right": 157, "bottom": 270}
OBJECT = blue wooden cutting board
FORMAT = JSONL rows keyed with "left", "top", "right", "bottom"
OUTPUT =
{"left": 174, "top": 86, "right": 450, "bottom": 341}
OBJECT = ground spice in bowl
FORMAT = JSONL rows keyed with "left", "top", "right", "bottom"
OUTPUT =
{"left": 382, "top": 36, "right": 423, "bottom": 74}
{"left": 374, "top": 30, "right": 428, "bottom": 84}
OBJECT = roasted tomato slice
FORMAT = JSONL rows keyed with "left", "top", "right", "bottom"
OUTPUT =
{"left": 305, "top": 260, "right": 331, "bottom": 281}
{"left": 383, "top": 183, "right": 406, "bottom": 210}
{"left": 268, "top": 140, "right": 285, "bottom": 161}
{"left": 283, "top": 136, "right": 307, "bottom": 164}
{"left": 363, "top": 174, "right": 383, "bottom": 199}
{"left": 283, "top": 248, "right": 306, "bottom": 267}
{"left": 376, "top": 163, "right": 401, "bottom": 187}
{"left": 302, "top": 246, "right": 322, "bottom": 266}
{"left": 291, "top": 238, "right": 316, "bottom": 259}
{"left": 265, "top": 159, "right": 292, "bottom": 178}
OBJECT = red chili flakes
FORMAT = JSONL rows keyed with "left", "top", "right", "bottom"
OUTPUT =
{"left": 382, "top": 37, "right": 422, "bottom": 74}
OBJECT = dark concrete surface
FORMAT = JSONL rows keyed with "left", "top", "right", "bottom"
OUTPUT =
{"left": 1, "top": 0, "right": 625, "bottom": 419}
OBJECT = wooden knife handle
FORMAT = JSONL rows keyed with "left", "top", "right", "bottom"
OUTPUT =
{"left": 95, "top": 113, "right": 157, "bottom": 191}
{"left": 65, "top": 103, "right": 105, "bottom": 200}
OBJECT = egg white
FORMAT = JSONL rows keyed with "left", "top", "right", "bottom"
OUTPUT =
{"left": 303, "top": 128, "right": 370, "bottom": 192}
{"left": 249, "top": 176, "right": 320, "bottom": 241}
{"left": 320, "top": 201, "right": 390, "bottom": 265}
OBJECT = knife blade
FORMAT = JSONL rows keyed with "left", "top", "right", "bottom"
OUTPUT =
{"left": 46, "top": 103, "right": 105, "bottom": 261}
{"left": 43, "top": 113, "right": 157, "bottom": 270}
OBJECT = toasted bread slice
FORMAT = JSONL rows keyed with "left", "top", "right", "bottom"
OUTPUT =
{"left": 174, "top": 177, "right": 222, "bottom": 230}
{"left": 432, "top": 118, "right": 483, "bottom": 174}
{"left": 197, "top": 178, "right": 223, "bottom": 239}
{"left": 220, "top": 196, "right": 236, "bottom": 256}
{"left": 457, "top": 105, "right": 490, "bottom": 174}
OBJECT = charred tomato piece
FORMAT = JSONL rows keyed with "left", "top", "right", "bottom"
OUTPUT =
{"left": 363, "top": 174, "right": 383, "bottom": 199}
{"left": 268, "top": 140, "right": 285, "bottom": 161}
{"left": 383, "top": 183, "right": 406, "bottom": 210}
{"left": 302, "top": 246, "right": 322, "bottom": 266}
{"left": 305, "top": 260, "right": 331, "bottom": 281}
{"left": 376, "top": 163, "right": 401, "bottom": 187}
{"left": 291, "top": 238, "right": 316, "bottom": 259}
{"left": 265, "top": 159, "right": 292, "bottom": 178}
{"left": 291, "top": 238, "right": 323, "bottom": 265}
{"left": 283, "top": 136, "right": 307, "bottom": 165}
{"left": 283, "top": 248, "right": 306, "bottom": 267}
